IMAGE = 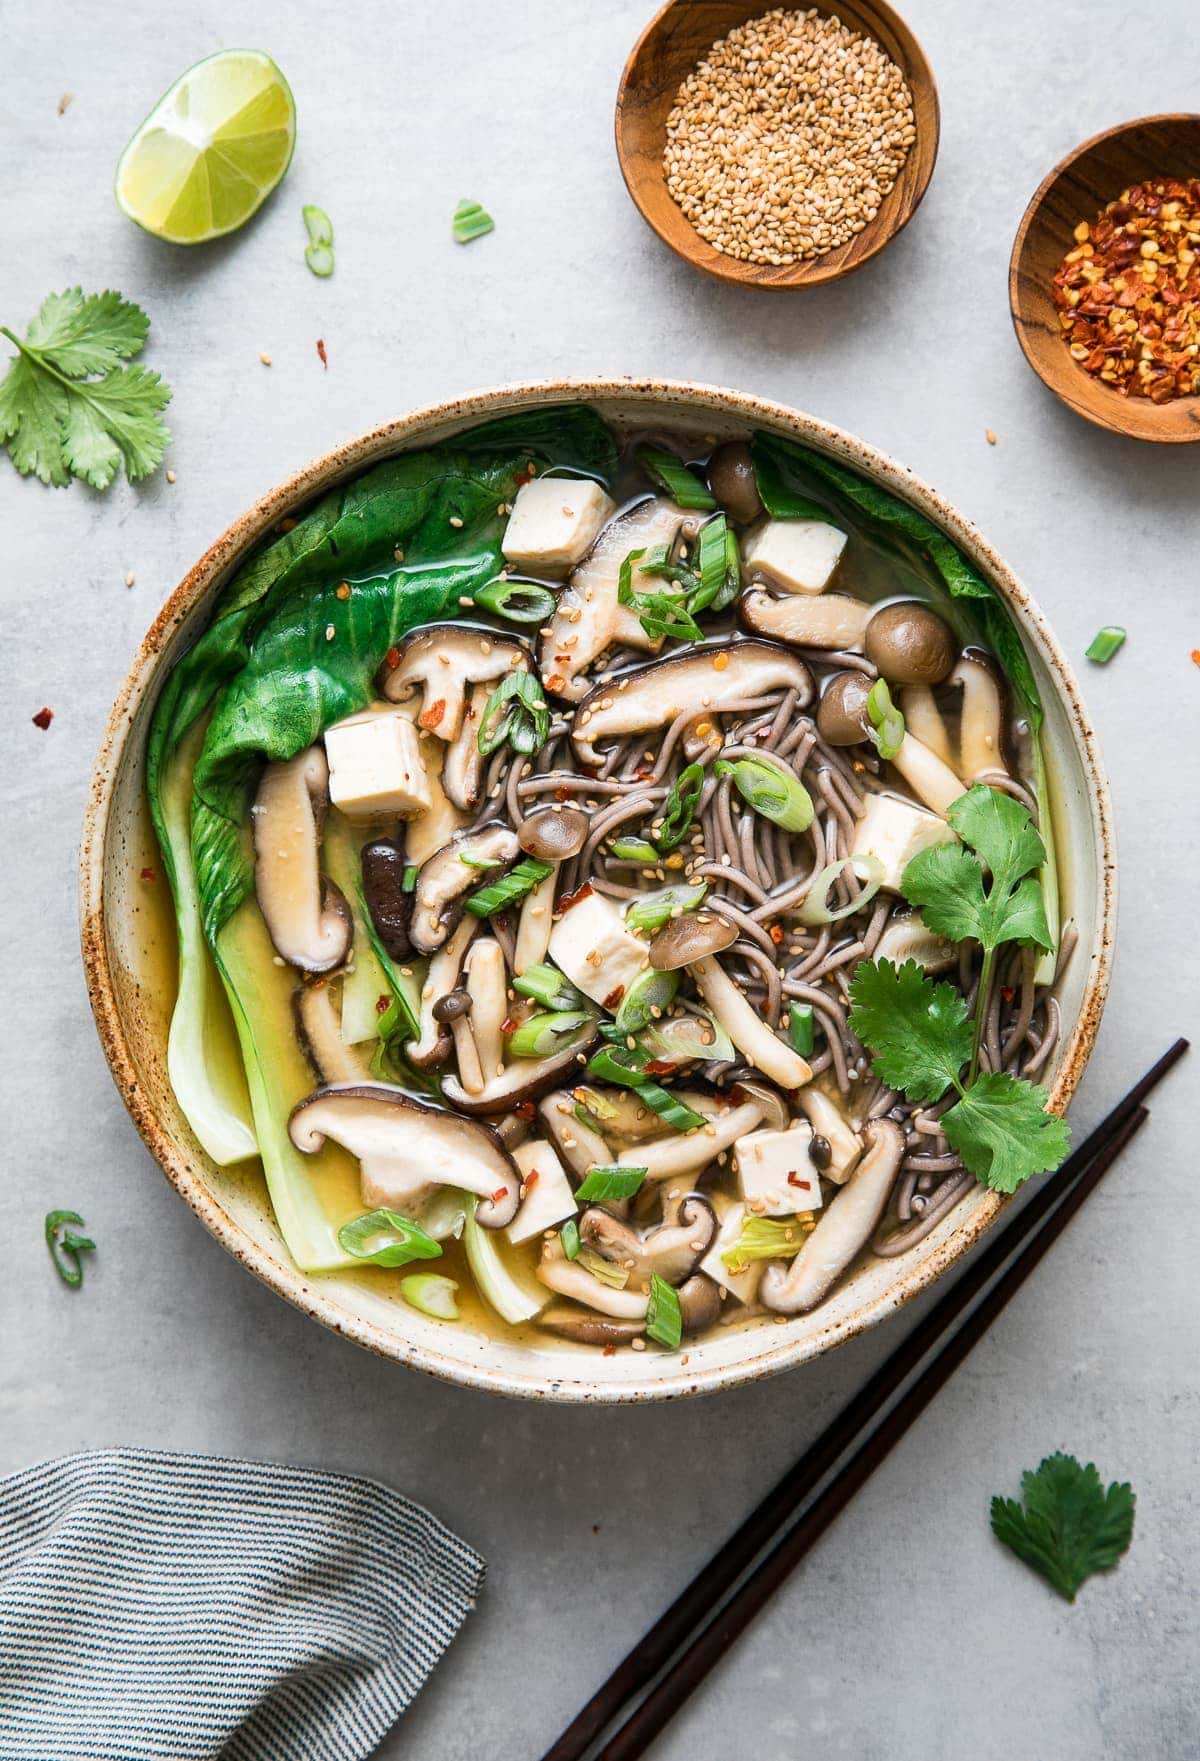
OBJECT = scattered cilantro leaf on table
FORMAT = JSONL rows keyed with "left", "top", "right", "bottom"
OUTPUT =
{"left": 0, "top": 289, "right": 171, "bottom": 488}
{"left": 991, "top": 1453, "right": 1135, "bottom": 1601}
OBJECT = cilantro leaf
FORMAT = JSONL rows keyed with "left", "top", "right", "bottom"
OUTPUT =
{"left": 941, "top": 1070, "right": 1070, "bottom": 1193}
{"left": 848, "top": 959, "right": 972, "bottom": 1102}
{"left": 991, "top": 1453, "right": 1135, "bottom": 1601}
{"left": 902, "top": 784, "right": 1052, "bottom": 955}
{"left": 0, "top": 289, "right": 171, "bottom": 489}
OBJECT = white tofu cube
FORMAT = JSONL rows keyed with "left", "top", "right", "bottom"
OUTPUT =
{"left": 733, "top": 1124, "right": 824, "bottom": 1218}
{"left": 502, "top": 477, "right": 616, "bottom": 576}
{"left": 851, "top": 791, "right": 956, "bottom": 893}
{"left": 873, "top": 911, "right": 957, "bottom": 972}
{"left": 742, "top": 518, "right": 847, "bottom": 594}
{"left": 324, "top": 708, "right": 431, "bottom": 821}
{"left": 507, "top": 1140, "right": 578, "bottom": 1246}
{"left": 699, "top": 1202, "right": 763, "bottom": 1305}
{"left": 547, "top": 891, "right": 648, "bottom": 1008}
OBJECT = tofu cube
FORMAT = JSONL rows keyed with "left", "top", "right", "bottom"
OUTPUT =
{"left": 324, "top": 708, "right": 430, "bottom": 820}
{"left": 507, "top": 1139, "right": 578, "bottom": 1246}
{"left": 798, "top": 1089, "right": 862, "bottom": 1186}
{"left": 851, "top": 792, "right": 957, "bottom": 892}
{"left": 699, "top": 1202, "right": 763, "bottom": 1305}
{"left": 548, "top": 891, "right": 648, "bottom": 1008}
{"left": 502, "top": 477, "right": 616, "bottom": 576}
{"left": 873, "top": 911, "right": 957, "bottom": 972}
{"left": 733, "top": 1124, "right": 824, "bottom": 1218}
{"left": 741, "top": 518, "right": 848, "bottom": 594}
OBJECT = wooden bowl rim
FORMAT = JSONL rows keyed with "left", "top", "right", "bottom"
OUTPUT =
{"left": 1009, "top": 111, "right": 1200, "bottom": 443}
{"left": 614, "top": 0, "right": 941, "bottom": 290}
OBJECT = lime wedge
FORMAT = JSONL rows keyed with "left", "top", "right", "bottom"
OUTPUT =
{"left": 115, "top": 50, "right": 296, "bottom": 245}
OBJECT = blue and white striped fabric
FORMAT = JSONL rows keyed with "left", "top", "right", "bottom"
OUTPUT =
{"left": 0, "top": 1448, "right": 485, "bottom": 1760}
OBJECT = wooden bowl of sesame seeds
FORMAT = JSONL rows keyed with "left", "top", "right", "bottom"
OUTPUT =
{"left": 1009, "top": 114, "right": 1200, "bottom": 443}
{"left": 615, "top": 0, "right": 939, "bottom": 289}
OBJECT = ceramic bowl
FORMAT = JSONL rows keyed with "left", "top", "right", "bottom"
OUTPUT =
{"left": 80, "top": 380, "right": 1115, "bottom": 1404}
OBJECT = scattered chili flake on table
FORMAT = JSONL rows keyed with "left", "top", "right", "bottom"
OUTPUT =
{"left": 32, "top": 706, "right": 53, "bottom": 729}
{"left": 1053, "top": 180, "right": 1200, "bottom": 403}
{"left": 316, "top": 338, "right": 328, "bottom": 368}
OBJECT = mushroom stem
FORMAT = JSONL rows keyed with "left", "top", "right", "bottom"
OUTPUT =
{"left": 252, "top": 747, "right": 352, "bottom": 973}
{"left": 760, "top": 1119, "right": 905, "bottom": 1314}
{"left": 899, "top": 686, "right": 954, "bottom": 766}
{"left": 410, "top": 918, "right": 477, "bottom": 1069}
{"left": 889, "top": 731, "right": 967, "bottom": 818}
{"left": 514, "top": 865, "right": 557, "bottom": 973}
{"left": 689, "top": 954, "right": 812, "bottom": 1090}
{"left": 450, "top": 1014, "right": 485, "bottom": 1096}
{"left": 618, "top": 1096, "right": 765, "bottom": 1183}
{"left": 466, "top": 939, "right": 508, "bottom": 1081}
{"left": 739, "top": 587, "right": 872, "bottom": 651}
{"left": 536, "top": 1237, "right": 650, "bottom": 1318}
{"left": 951, "top": 651, "right": 1010, "bottom": 781}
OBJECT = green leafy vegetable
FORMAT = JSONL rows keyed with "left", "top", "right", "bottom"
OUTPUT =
{"left": 991, "top": 1453, "right": 1135, "bottom": 1602}
{"left": 477, "top": 669, "right": 550, "bottom": 757}
{"left": 465, "top": 857, "right": 553, "bottom": 918}
{"left": 302, "top": 205, "right": 334, "bottom": 277}
{"left": 337, "top": 1208, "right": 442, "bottom": 1268}
{"left": 865, "top": 677, "right": 905, "bottom": 761}
{"left": 453, "top": 199, "right": 494, "bottom": 243}
{"left": 715, "top": 752, "right": 814, "bottom": 832}
{"left": 512, "top": 963, "right": 586, "bottom": 1011}
{"left": 561, "top": 1218, "right": 581, "bottom": 1260}
{"left": 506, "top": 1009, "right": 595, "bottom": 1058}
{"left": 400, "top": 1272, "right": 459, "bottom": 1320}
{"left": 471, "top": 576, "right": 556, "bottom": 624}
{"left": 1085, "top": 625, "right": 1126, "bottom": 665}
{"left": 0, "top": 289, "right": 171, "bottom": 488}
{"left": 722, "top": 1213, "right": 814, "bottom": 1273}
{"left": 656, "top": 764, "right": 706, "bottom": 851}
{"left": 45, "top": 1210, "right": 96, "bottom": 1289}
{"left": 635, "top": 443, "right": 716, "bottom": 510}
{"left": 574, "top": 1165, "right": 648, "bottom": 1202}
{"left": 645, "top": 1273, "right": 682, "bottom": 1349}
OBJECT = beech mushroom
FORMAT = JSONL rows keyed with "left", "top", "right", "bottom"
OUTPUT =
{"left": 380, "top": 625, "right": 529, "bottom": 742}
{"left": 432, "top": 988, "right": 485, "bottom": 1096}
{"left": 410, "top": 822, "right": 519, "bottom": 954}
{"left": 899, "top": 685, "right": 955, "bottom": 766}
{"left": 950, "top": 649, "right": 1011, "bottom": 781}
{"left": 648, "top": 910, "right": 738, "bottom": 971}
{"left": 616, "top": 1093, "right": 767, "bottom": 1183}
{"left": 572, "top": 642, "right": 813, "bottom": 766}
{"left": 689, "top": 954, "right": 812, "bottom": 1090}
{"left": 740, "top": 587, "right": 872, "bottom": 651}
{"left": 888, "top": 728, "right": 967, "bottom": 818}
{"left": 864, "top": 602, "right": 957, "bottom": 686}
{"left": 252, "top": 747, "right": 352, "bottom": 972}
{"left": 293, "top": 982, "right": 373, "bottom": 1084}
{"left": 288, "top": 1084, "right": 521, "bottom": 1227}
{"left": 707, "top": 441, "right": 762, "bottom": 524}
{"left": 579, "top": 1193, "right": 717, "bottom": 1284}
{"left": 538, "top": 1089, "right": 614, "bottom": 1179}
{"left": 361, "top": 837, "right": 412, "bottom": 961}
{"left": 512, "top": 806, "right": 588, "bottom": 974}
{"left": 797, "top": 1088, "right": 863, "bottom": 1185}
{"left": 873, "top": 911, "right": 957, "bottom": 972}
{"left": 536, "top": 1234, "right": 650, "bottom": 1318}
{"left": 759, "top": 1119, "right": 904, "bottom": 1313}
{"left": 537, "top": 1306, "right": 644, "bottom": 1346}
{"left": 816, "top": 671, "right": 872, "bottom": 747}
{"left": 410, "top": 918, "right": 477, "bottom": 1069}
{"left": 677, "top": 1273, "right": 722, "bottom": 1335}
{"left": 441, "top": 1026, "right": 600, "bottom": 1116}
{"left": 465, "top": 938, "right": 508, "bottom": 1083}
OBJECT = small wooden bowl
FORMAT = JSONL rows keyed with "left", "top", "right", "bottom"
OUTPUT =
{"left": 1009, "top": 115, "right": 1200, "bottom": 443}
{"left": 615, "top": 0, "right": 940, "bottom": 290}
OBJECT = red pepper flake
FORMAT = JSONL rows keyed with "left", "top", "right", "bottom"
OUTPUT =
{"left": 335, "top": 581, "right": 351, "bottom": 601}
{"left": 31, "top": 707, "right": 53, "bottom": 730}
{"left": 769, "top": 924, "right": 784, "bottom": 946}
{"left": 513, "top": 462, "right": 537, "bottom": 486}
{"left": 419, "top": 699, "right": 447, "bottom": 730}
{"left": 491, "top": 1187, "right": 509, "bottom": 1204}
{"left": 375, "top": 994, "right": 391, "bottom": 1015}
{"left": 139, "top": 866, "right": 156, "bottom": 883}
{"left": 501, "top": 1015, "right": 518, "bottom": 1035}
{"left": 787, "top": 1172, "right": 812, "bottom": 1191}
{"left": 1001, "top": 985, "right": 1016, "bottom": 1004}
{"left": 523, "top": 1169, "right": 540, "bottom": 1192}
{"left": 643, "top": 1059, "right": 676, "bottom": 1077}
{"left": 558, "top": 880, "right": 594, "bottom": 913}
{"left": 384, "top": 646, "right": 401, "bottom": 671}
{"left": 602, "top": 1343, "right": 617, "bottom": 1358}
{"left": 633, "top": 765, "right": 655, "bottom": 782}
{"left": 316, "top": 338, "right": 328, "bottom": 368}
{"left": 513, "top": 1100, "right": 536, "bottom": 1120}
{"left": 554, "top": 785, "right": 572, "bottom": 802}
{"left": 1192, "top": 649, "right": 1200, "bottom": 668}
{"left": 603, "top": 984, "right": 626, "bottom": 1009}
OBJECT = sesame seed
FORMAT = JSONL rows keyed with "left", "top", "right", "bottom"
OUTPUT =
{"left": 259, "top": 352, "right": 272, "bottom": 366}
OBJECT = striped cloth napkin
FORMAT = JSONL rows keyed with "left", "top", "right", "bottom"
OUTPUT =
{"left": 0, "top": 1448, "right": 485, "bottom": 1760}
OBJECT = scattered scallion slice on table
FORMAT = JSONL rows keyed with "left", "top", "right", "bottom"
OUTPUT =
{"left": 465, "top": 858, "right": 553, "bottom": 916}
{"left": 400, "top": 1272, "right": 459, "bottom": 1320}
{"left": 453, "top": 199, "right": 494, "bottom": 243}
{"left": 45, "top": 1209, "right": 96, "bottom": 1288}
{"left": 337, "top": 1208, "right": 442, "bottom": 1268}
{"left": 575, "top": 1165, "right": 648, "bottom": 1203}
{"left": 635, "top": 443, "right": 716, "bottom": 510}
{"left": 645, "top": 1272, "right": 683, "bottom": 1350}
{"left": 1085, "top": 625, "right": 1126, "bottom": 665}
{"left": 302, "top": 204, "right": 334, "bottom": 276}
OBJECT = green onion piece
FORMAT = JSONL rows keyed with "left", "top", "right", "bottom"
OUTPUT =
{"left": 576, "top": 1248, "right": 631, "bottom": 1289}
{"left": 624, "top": 882, "right": 708, "bottom": 935}
{"left": 798, "top": 853, "right": 884, "bottom": 926}
{"left": 400, "top": 1272, "right": 459, "bottom": 1320}
{"left": 715, "top": 752, "right": 814, "bottom": 832}
{"left": 465, "top": 858, "right": 553, "bottom": 917}
{"left": 639, "top": 1080, "right": 707, "bottom": 1132}
{"left": 402, "top": 865, "right": 417, "bottom": 891}
{"left": 513, "top": 962, "right": 585, "bottom": 1011}
{"left": 609, "top": 836, "right": 660, "bottom": 864}
{"left": 583, "top": 1045, "right": 706, "bottom": 1132}
{"left": 645, "top": 1273, "right": 683, "bottom": 1349}
{"left": 477, "top": 669, "right": 550, "bottom": 757}
{"left": 636, "top": 444, "right": 717, "bottom": 511}
{"left": 615, "top": 966, "right": 679, "bottom": 1036}
{"left": 574, "top": 1084, "right": 620, "bottom": 1123}
{"left": 788, "top": 1003, "right": 815, "bottom": 1057}
{"left": 656, "top": 762, "right": 706, "bottom": 851}
{"left": 459, "top": 850, "right": 503, "bottom": 869}
{"left": 722, "top": 1213, "right": 815, "bottom": 1274}
{"left": 507, "top": 1009, "right": 595, "bottom": 1058}
{"left": 302, "top": 205, "right": 334, "bottom": 277}
{"left": 472, "top": 576, "right": 557, "bottom": 624}
{"left": 642, "top": 1009, "right": 734, "bottom": 1065}
{"left": 574, "top": 1164, "right": 648, "bottom": 1202}
{"left": 304, "top": 244, "right": 335, "bottom": 278}
{"left": 561, "top": 1218, "right": 581, "bottom": 1260}
{"left": 692, "top": 513, "right": 740, "bottom": 615}
{"left": 338, "top": 1209, "right": 443, "bottom": 1268}
{"left": 1085, "top": 625, "right": 1126, "bottom": 665}
{"left": 866, "top": 677, "right": 905, "bottom": 761}
{"left": 44, "top": 1209, "right": 96, "bottom": 1289}
{"left": 453, "top": 199, "right": 494, "bottom": 243}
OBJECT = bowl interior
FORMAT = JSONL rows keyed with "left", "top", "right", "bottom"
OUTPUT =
{"left": 1009, "top": 114, "right": 1200, "bottom": 442}
{"left": 83, "top": 382, "right": 1113, "bottom": 1403}
{"left": 615, "top": 0, "right": 940, "bottom": 289}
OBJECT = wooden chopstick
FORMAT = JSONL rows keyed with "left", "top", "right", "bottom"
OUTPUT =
{"left": 541, "top": 1038, "right": 1186, "bottom": 1761}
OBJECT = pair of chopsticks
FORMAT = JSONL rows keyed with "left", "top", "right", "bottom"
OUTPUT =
{"left": 542, "top": 1038, "right": 1188, "bottom": 1761}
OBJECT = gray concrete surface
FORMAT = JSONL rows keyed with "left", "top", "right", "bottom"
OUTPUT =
{"left": 4, "top": 2, "right": 1198, "bottom": 1756}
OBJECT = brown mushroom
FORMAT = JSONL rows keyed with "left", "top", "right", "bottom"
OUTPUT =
{"left": 578, "top": 1193, "right": 717, "bottom": 1285}
{"left": 252, "top": 746, "right": 352, "bottom": 973}
{"left": 409, "top": 918, "right": 477, "bottom": 1069}
{"left": 409, "top": 822, "right": 519, "bottom": 954}
{"left": 379, "top": 625, "right": 529, "bottom": 742}
{"left": 293, "top": 981, "right": 373, "bottom": 1085}
{"left": 361, "top": 837, "right": 412, "bottom": 961}
{"left": 816, "top": 671, "right": 872, "bottom": 747}
{"left": 440, "top": 681, "right": 492, "bottom": 811}
{"left": 648, "top": 910, "right": 739, "bottom": 971}
{"left": 536, "top": 1305, "right": 645, "bottom": 1347}
{"left": 432, "top": 987, "right": 485, "bottom": 1096}
{"left": 707, "top": 441, "right": 762, "bottom": 525}
{"left": 760, "top": 1119, "right": 904, "bottom": 1313}
{"left": 677, "top": 1273, "right": 722, "bottom": 1335}
{"left": 441, "top": 1025, "right": 600, "bottom": 1116}
{"left": 864, "top": 603, "right": 957, "bottom": 687}
{"left": 518, "top": 806, "right": 589, "bottom": 862}
{"left": 950, "top": 648, "right": 1012, "bottom": 781}
{"left": 739, "top": 587, "right": 872, "bottom": 652}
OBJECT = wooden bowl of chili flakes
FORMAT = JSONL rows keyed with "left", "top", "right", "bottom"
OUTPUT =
{"left": 1010, "top": 114, "right": 1200, "bottom": 443}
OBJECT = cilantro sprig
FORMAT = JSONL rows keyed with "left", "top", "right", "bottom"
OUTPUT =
{"left": 849, "top": 784, "right": 1068, "bottom": 1195}
{"left": 991, "top": 1453, "right": 1135, "bottom": 1601}
{"left": 0, "top": 289, "right": 172, "bottom": 489}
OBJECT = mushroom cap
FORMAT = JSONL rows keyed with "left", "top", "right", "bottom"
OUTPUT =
{"left": 731, "top": 1078, "right": 791, "bottom": 1134}
{"left": 379, "top": 625, "right": 529, "bottom": 740}
{"left": 864, "top": 602, "right": 957, "bottom": 687}
{"left": 361, "top": 837, "right": 412, "bottom": 962}
{"left": 578, "top": 1193, "right": 717, "bottom": 1284}
{"left": 537, "top": 1305, "right": 644, "bottom": 1346}
{"left": 518, "top": 806, "right": 588, "bottom": 862}
{"left": 649, "top": 910, "right": 738, "bottom": 971}
{"left": 432, "top": 987, "right": 472, "bottom": 1024}
{"left": 706, "top": 441, "right": 762, "bottom": 525}
{"left": 410, "top": 822, "right": 519, "bottom": 954}
{"left": 817, "top": 671, "right": 872, "bottom": 747}
{"left": 677, "top": 1272, "right": 722, "bottom": 1336}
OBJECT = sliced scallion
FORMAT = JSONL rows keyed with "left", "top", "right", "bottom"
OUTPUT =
{"left": 302, "top": 204, "right": 334, "bottom": 277}
{"left": 465, "top": 858, "right": 553, "bottom": 917}
{"left": 866, "top": 677, "right": 905, "bottom": 761}
{"left": 787, "top": 1003, "right": 815, "bottom": 1057}
{"left": 45, "top": 1209, "right": 95, "bottom": 1289}
{"left": 1085, "top": 625, "right": 1126, "bottom": 665}
{"left": 635, "top": 444, "right": 716, "bottom": 511}
{"left": 624, "top": 882, "right": 708, "bottom": 935}
{"left": 561, "top": 1218, "right": 581, "bottom": 1260}
{"left": 609, "top": 836, "right": 660, "bottom": 864}
{"left": 798, "top": 853, "right": 885, "bottom": 927}
{"left": 642, "top": 1009, "right": 733, "bottom": 1064}
{"left": 574, "top": 1164, "right": 648, "bottom": 1202}
{"left": 506, "top": 1009, "right": 595, "bottom": 1058}
{"left": 338, "top": 1209, "right": 442, "bottom": 1269}
{"left": 614, "top": 967, "right": 678, "bottom": 1037}
{"left": 656, "top": 762, "right": 706, "bottom": 851}
{"left": 453, "top": 199, "right": 494, "bottom": 243}
{"left": 715, "top": 752, "right": 814, "bottom": 832}
{"left": 477, "top": 669, "right": 550, "bottom": 757}
{"left": 693, "top": 513, "right": 740, "bottom": 614}
{"left": 402, "top": 864, "right": 417, "bottom": 891}
{"left": 645, "top": 1273, "right": 682, "bottom": 1350}
{"left": 513, "top": 962, "right": 585, "bottom": 1011}
{"left": 472, "top": 576, "right": 556, "bottom": 624}
{"left": 400, "top": 1272, "right": 460, "bottom": 1320}
{"left": 584, "top": 1045, "right": 705, "bottom": 1132}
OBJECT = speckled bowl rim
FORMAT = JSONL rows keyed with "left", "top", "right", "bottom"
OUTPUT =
{"left": 80, "top": 378, "right": 1116, "bottom": 1404}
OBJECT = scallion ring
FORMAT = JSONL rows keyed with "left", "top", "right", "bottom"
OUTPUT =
{"left": 472, "top": 576, "right": 556, "bottom": 624}
{"left": 400, "top": 1273, "right": 460, "bottom": 1320}
{"left": 338, "top": 1209, "right": 442, "bottom": 1269}
{"left": 506, "top": 1009, "right": 595, "bottom": 1059}
{"left": 797, "top": 854, "right": 885, "bottom": 927}
{"left": 715, "top": 752, "right": 814, "bottom": 833}
{"left": 614, "top": 967, "right": 678, "bottom": 1037}
{"left": 866, "top": 677, "right": 905, "bottom": 761}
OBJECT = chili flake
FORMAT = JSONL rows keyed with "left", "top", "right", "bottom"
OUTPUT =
{"left": 1053, "top": 179, "right": 1200, "bottom": 402}
{"left": 316, "top": 338, "right": 328, "bottom": 368}
{"left": 31, "top": 707, "right": 53, "bottom": 729}
{"left": 139, "top": 866, "right": 156, "bottom": 883}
